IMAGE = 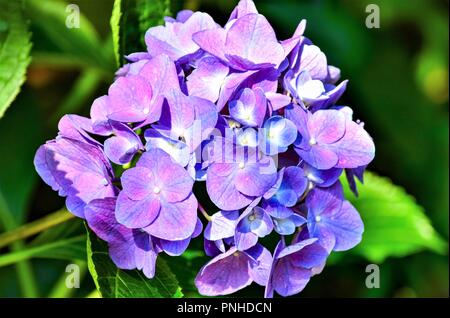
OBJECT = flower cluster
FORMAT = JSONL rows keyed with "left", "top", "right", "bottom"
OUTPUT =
{"left": 34, "top": 0, "right": 375, "bottom": 297}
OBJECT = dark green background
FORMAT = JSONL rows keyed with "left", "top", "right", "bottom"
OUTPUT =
{"left": 0, "top": 0, "right": 448, "bottom": 297}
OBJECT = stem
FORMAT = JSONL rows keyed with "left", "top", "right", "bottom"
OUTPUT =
{"left": 0, "top": 209, "right": 74, "bottom": 249}
{"left": 198, "top": 203, "right": 211, "bottom": 221}
{"left": 0, "top": 193, "right": 39, "bottom": 297}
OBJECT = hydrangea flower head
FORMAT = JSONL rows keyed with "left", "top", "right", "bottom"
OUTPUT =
{"left": 34, "top": 0, "right": 375, "bottom": 297}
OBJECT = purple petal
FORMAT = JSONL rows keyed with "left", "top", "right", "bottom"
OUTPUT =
{"left": 246, "top": 244, "right": 272, "bottom": 286}
{"left": 133, "top": 231, "right": 159, "bottom": 278}
{"left": 296, "top": 144, "right": 339, "bottom": 170}
{"left": 229, "top": 88, "right": 267, "bottom": 127}
{"left": 159, "top": 238, "right": 191, "bottom": 256}
{"left": 265, "top": 92, "right": 291, "bottom": 111}
{"left": 187, "top": 56, "right": 229, "bottom": 102}
{"left": 206, "top": 163, "right": 253, "bottom": 210}
{"left": 121, "top": 166, "right": 153, "bottom": 200}
{"left": 328, "top": 120, "right": 375, "bottom": 169}
{"left": 271, "top": 257, "right": 312, "bottom": 297}
{"left": 297, "top": 44, "right": 328, "bottom": 81}
{"left": 235, "top": 156, "right": 278, "bottom": 197}
{"left": 107, "top": 75, "right": 154, "bottom": 123}
{"left": 195, "top": 247, "right": 253, "bottom": 296}
{"left": 84, "top": 198, "right": 132, "bottom": 243}
{"left": 192, "top": 28, "right": 228, "bottom": 62}
{"left": 225, "top": 14, "right": 284, "bottom": 70}
{"left": 228, "top": 0, "right": 258, "bottom": 21}
{"left": 204, "top": 210, "right": 239, "bottom": 241}
{"left": 90, "top": 95, "right": 113, "bottom": 135}
{"left": 308, "top": 109, "right": 346, "bottom": 144}
{"left": 115, "top": 191, "right": 161, "bottom": 228}
{"left": 144, "top": 194, "right": 198, "bottom": 241}
{"left": 104, "top": 124, "right": 141, "bottom": 165}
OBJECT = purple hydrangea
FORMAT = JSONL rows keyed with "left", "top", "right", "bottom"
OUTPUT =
{"left": 34, "top": 0, "right": 375, "bottom": 297}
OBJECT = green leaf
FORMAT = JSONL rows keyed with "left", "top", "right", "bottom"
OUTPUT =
{"left": 110, "top": 0, "right": 122, "bottom": 67}
{"left": 26, "top": 0, "right": 114, "bottom": 73}
{"left": 341, "top": 171, "right": 447, "bottom": 263}
{"left": 111, "top": 0, "right": 171, "bottom": 66}
{"left": 0, "top": 0, "right": 32, "bottom": 119}
{"left": 86, "top": 226, "right": 183, "bottom": 298}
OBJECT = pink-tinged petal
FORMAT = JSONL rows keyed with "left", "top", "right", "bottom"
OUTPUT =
{"left": 206, "top": 163, "right": 253, "bottom": 210}
{"left": 58, "top": 115, "right": 100, "bottom": 145}
{"left": 145, "top": 24, "right": 183, "bottom": 60}
{"left": 144, "top": 194, "right": 198, "bottom": 241}
{"left": 34, "top": 137, "right": 115, "bottom": 216}
{"left": 115, "top": 191, "right": 160, "bottom": 229}
{"left": 229, "top": 88, "right": 267, "bottom": 127}
{"left": 34, "top": 145, "right": 62, "bottom": 195}
{"left": 138, "top": 54, "right": 179, "bottom": 92}
{"left": 138, "top": 54, "right": 180, "bottom": 120}
{"left": 308, "top": 109, "right": 346, "bottom": 144}
{"left": 246, "top": 244, "right": 272, "bottom": 286}
{"left": 204, "top": 210, "right": 240, "bottom": 241}
{"left": 228, "top": 0, "right": 258, "bottom": 21}
{"left": 140, "top": 149, "right": 193, "bottom": 203}
{"left": 70, "top": 172, "right": 115, "bottom": 205}
{"left": 136, "top": 147, "right": 170, "bottom": 170}
{"left": 184, "top": 95, "right": 218, "bottom": 152}
{"left": 104, "top": 135, "right": 139, "bottom": 165}
{"left": 235, "top": 157, "right": 278, "bottom": 197}
{"left": 195, "top": 247, "right": 253, "bottom": 296}
{"left": 90, "top": 95, "right": 113, "bottom": 135}
{"left": 179, "top": 12, "right": 217, "bottom": 50}
{"left": 225, "top": 14, "right": 284, "bottom": 69}
{"left": 187, "top": 57, "right": 229, "bottom": 102}
{"left": 146, "top": 12, "right": 217, "bottom": 62}
{"left": 329, "top": 120, "right": 375, "bottom": 169}
{"left": 298, "top": 44, "right": 328, "bottom": 81}
{"left": 327, "top": 65, "right": 341, "bottom": 84}
{"left": 107, "top": 75, "right": 154, "bottom": 123}
{"left": 296, "top": 145, "right": 339, "bottom": 170}
{"left": 192, "top": 27, "right": 228, "bottom": 61}
{"left": 265, "top": 92, "right": 291, "bottom": 111}
{"left": 163, "top": 89, "right": 196, "bottom": 132}
{"left": 216, "top": 70, "right": 257, "bottom": 110}
{"left": 121, "top": 167, "right": 153, "bottom": 200}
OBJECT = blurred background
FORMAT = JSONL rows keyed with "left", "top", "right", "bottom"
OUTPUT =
{"left": 0, "top": 0, "right": 448, "bottom": 297}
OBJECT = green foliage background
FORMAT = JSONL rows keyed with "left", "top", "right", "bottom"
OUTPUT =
{"left": 0, "top": 0, "right": 448, "bottom": 298}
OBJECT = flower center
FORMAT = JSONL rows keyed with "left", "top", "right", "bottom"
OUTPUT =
{"left": 153, "top": 186, "right": 161, "bottom": 194}
{"left": 101, "top": 178, "right": 109, "bottom": 186}
{"left": 309, "top": 137, "right": 317, "bottom": 146}
{"left": 238, "top": 162, "right": 245, "bottom": 169}
{"left": 143, "top": 107, "right": 150, "bottom": 115}
{"left": 315, "top": 215, "right": 322, "bottom": 223}
{"left": 233, "top": 251, "right": 240, "bottom": 257}
{"left": 248, "top": 214, "right": 256, "bottom": 221}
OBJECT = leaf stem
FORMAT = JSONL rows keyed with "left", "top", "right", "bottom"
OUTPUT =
{"left": 0, "top": 209, "right": 75, "bottom": 249}
{"left": 198, "top": 203, "right": 211, "bottom": 222}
